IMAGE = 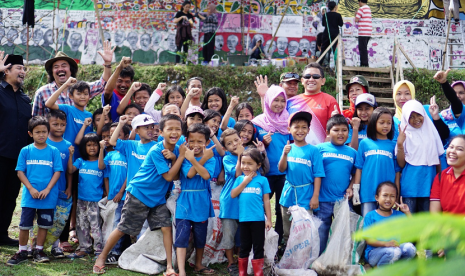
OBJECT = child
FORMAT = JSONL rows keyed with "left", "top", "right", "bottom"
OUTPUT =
{"left": 355, "top": 0, "right": 372, "bottom": 67}
{"left": 278, "top": 111, "right": 325, "bottom": 252}
{"left": 396, "top": 100, "right": 444, "bottom": 213}
{"left": 181, "top": 77, "right": 203, "bottom": 117}
{"left": 93, "top": 114, "right": 185, "bottom": 275}
{"left": 164, "top": 85, "right": 186, "bottom": 108}
{"left": 234, "top": 120, "right": 270, "bottom": 173}
{"left": 162, "top": 103, "right": 182, "bottom": 118}
{"left": 8, "top": 117, "right": 63, "bottom": 265}
{"left": 219, "top": 129, "right": 243, "bottom": 272}
{"left": 67, "top": 133, "right": 104, "bottom": 258}
{"left": 348, "top": 93, "right": 377, "bottom": 150}
{"left": 183, "top": 106, "right": 206, "bottom": 136}
{"left": 93, "top": 106, "right": 111, "bottom": 134}
{"left": 201, "top": 87, "right": 237, "bottom": 130}
{"left": 316, "top": 114, "right": 357, "bottom": 254}
{"left": 122, "top": 103, "right": 143, "bottom": 127}
{"left": 203, "top": 109, "right": 226, "bottom": 178}
{"left": 363, "top": 182, "right": 416, "bottom": 267}
{"left": 221, "top": 95, "right": 240, "bottom": 131}
{"left": 175, "top": 123, "right": 217, "bottom": 276}
{"left": 353, "top": 107, "right": 401, "bottom": 217}
{"left": 204, "top": 109, "right": 224, "bottom": 139}
{"left": 117, "top": 82, "right": 152, "bottom": 115}
{"left": 231, "top": 148, "right": 272, "bottom": 276}
{"left": 252, "top": 85, "right": 291, "bottom": 243}
{"left": 235, "top": 102, "right": 254, "bottom": 121}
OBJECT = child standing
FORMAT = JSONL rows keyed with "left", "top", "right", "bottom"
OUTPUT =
{"left": 396, "top": 100, "right": 444, "bottom": 213}
{"left": 201, "top": 87, "right": 237, "bottom": 130}
{"left": 7, "top": 117, "right": 63, "bottom": 265}
{"left": 363, "top": 182, "right": 416, "bottom": 267}
{"left": 175, "top": 123, "right": 217, "bottom": 276}
{"left": 355, "top": 0, "right": 372, "bottom": 67}
{"left": 347, "top": 93, "right": 376, "bottom": 150}
{"left": 278, "top": 111, "right": 325, "bottom": 252}
{"left": 232, "top": 148, "right": 272, "bottom": 276}
{"left": 316, "top": 114, "right": 357, "bottom": 254}
{"left": 353, "top": 107, "right": 401, "bottom": 217}
{"left": 68, "top": 133, "right": 104, "bottom": 258}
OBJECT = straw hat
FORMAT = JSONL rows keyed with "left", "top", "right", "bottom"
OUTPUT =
{"left": 45, "top": 51, "right": 78, "bottom": 72}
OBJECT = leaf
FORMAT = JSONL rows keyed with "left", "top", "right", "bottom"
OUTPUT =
{"left": 216, "top": 5, "right": 224, "bottom": 12}
{"left": 266, "top": 6, "right": 274, "bottom": 14}
{"left": 365, "top": 257, "right": 465, "bottom": 276}
{"left": 230, "top": 1, "right": 240, "bottom": 13}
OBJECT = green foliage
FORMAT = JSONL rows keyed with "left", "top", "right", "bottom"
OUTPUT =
{"left": 354, "top": 213, "right": 465, "bottom": 275}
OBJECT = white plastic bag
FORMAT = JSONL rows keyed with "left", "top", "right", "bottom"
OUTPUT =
{"left": 278, "top": 206, "right": 321, "bottom": 269}
{"left": 312, "top": 198, "right": 365, "bottom": 276}
{"left": 275, "top": 268, "right": 318, "bottom": 276}
{"left": 247, "top": 228, "right": 279, "bottom": 275}
{"left": 98, "top": 197, "right": 118, "bottom": 243}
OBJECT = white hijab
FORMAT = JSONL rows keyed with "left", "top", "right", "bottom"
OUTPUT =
{"left": 396, "top": 100, "right": 444, "bottom": 166}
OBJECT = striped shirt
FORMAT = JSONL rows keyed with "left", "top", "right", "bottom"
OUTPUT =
{"left": 356, "top": 5, "right": 372, "bottom": 37}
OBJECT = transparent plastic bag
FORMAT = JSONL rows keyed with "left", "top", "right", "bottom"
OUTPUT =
{"left": 278, "top": 206, "right": 321, "bottom": 270}
{"left": 98, "top": 197, "right": 118, "bottom": 243}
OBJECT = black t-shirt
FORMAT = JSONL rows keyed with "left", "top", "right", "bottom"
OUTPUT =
{"left": 175, "top": 11, "right": 194, "bottom": 27}
{"left": 321, "top": 11, "right": 343, "bottom": 38}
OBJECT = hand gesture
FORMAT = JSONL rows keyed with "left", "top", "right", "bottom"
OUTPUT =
{"left": 0, "top": 51, "right": 12, "bottom": 72}
{"left": 255, "top": 40, "right": 261, "bottom": 47}
{"left": 243, "top": 170, "right": 256, "bottom": 184}
{"left": 345, "top": 187, "right": 353, "bottom": 199}
{"left": 395, "top": 196, "right": 410, "bottom": 214}
{"left": 157, "top": 83, "right": 167, "bottom": 91}
{"left": 188, "top": 87, "right": 201, "bottom": 98}
{"left": 209, "top": 128, "right": 215, "bottom": 138}
{"left": 179, "top": 142, "right": 187, "bottom": 156}
{"left": 64, "top": 77, "right": 77, "bottom": 87}
{"left": 310, "top": 196, "right": 319, "bottom": 210}
{"left": 113, "top": 193, "right": 123, "bottom": 203}
{"left": 282, "top": 140, "right": 291, "bottom": 155}
{"left": 103, "top": 104, "right": 111, "bottom": 115}
{"left": 119, "top": 56, "right": 132, "bottom": 68}
{"left": 229, "top": 96, "right": 240, "bottom": 108}
{"left": 331, "top": 105, "right": 339, "bottom": 117}
{"left": 99, "top": 140, "right": 106, "bottom": 149}
{"left": 237, "top": 143, "right": 245, "bottom": 156}
{"left": 185, "top": 147, "right": 195, "bottom": 161}
{"left": 69, "top": 145, "right": 75, "bottom": 156}
{"left": 204, "top": 144, "right": 216, "bottom": 160}
{"left": 162, "top": 149, "right": 176, "bottom": 161}
{"left": 129, "top": 82, "right": 141, "bottom": 93}
{"left": 397, "top": 124, "right": 407, "bottom": 146}
{"left": 254, "top": 75, "right": 269, "bottom": 98}
{"left": 38, "top": 188, "right": 50, "bottom": 200}
{"left": 385, "top": 240, "right": 399, "bottom": 247}
{"left": 98, "top": 40, "right": 116, "bottom": 64}
{"left": 433, "top": 69, "right": 450, "bottom": 84}
{"left": 28, "top": 187, "right": 40, "bottom": 199}
{"left": 119, "top": 115, "right": 129, "bottom": 125}
{"left": 263, "top": 131, "right": 273, "bottom": 145}
{"left": 84, "top": 117, "right": 92, "bottom": 127}
{"left": 429, "top": 95, "right": 440, "bottom": 120}
{"left": 350, "top": 117, "right": 361, "bottom": 130}
{"left": 252, "top": 138, "right": 265, "bottom": 152}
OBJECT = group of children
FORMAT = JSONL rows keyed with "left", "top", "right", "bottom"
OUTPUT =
{"left": 9, "top": 62, "right": 450, "bottom": 275}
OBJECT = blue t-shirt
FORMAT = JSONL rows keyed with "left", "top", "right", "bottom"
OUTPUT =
{"left": 102, "top": 91, "right": 122, "bottom": 123}
{"left": 207, "top": 139, "right": 223, "bottom": 179}
{"left": 128, "top": 142, "right": 179, "bottom": 208}
{"left": 16, "top": 144, "right": 63, "bottom": 209}
{"left": 58, "top": 104, "right": 93, "bottom": 160}
{"left": 439, "top": 107, "right": 465, "bottom": 169}
{"left": 219, "top": 154, "right": 239, "bottom": 219}
{"left": 224, "top": 116, "right": 236, "bottom": 128}
{"left": 73, "top": 159, "right": 104, "bottom": 202}
{"left": 317, "top": 142, "right": 357, "bottom": 202}
{"left": 393, "top": 116, "right": 400, "bottom": 143}
{"left": 115, "top": 139, "right": 156, "bottom": 184}
{"left": 233, "top": 175, "right": 271, "bottom": 222}
{"left": 363, "top": 210, "right": 405, "bottom": 260}
{"left": 346, "top": 124, "right": 367, "bottom": 145}
{"left": 355, "top": 138, "right": 401, "bottom": 203}
{"left": 46, "top": 138, "right": 72, "bottom": 192}
{"left": 400, "top": 163, "right": 436, "bottom": 198}
{"left": 279, "top": 144, "right": 325, "bottom": 209}
{"left": 104, "top": 150, "right": 128, "bottom": 201}
{"left": 158, "top": 134, "right": 186, "bottom": 146}
{"left": 176, "top": 156, "right": 216, "bottom": 222}
{"left": 256, "top": 125, "right": 292, "bottom": 176}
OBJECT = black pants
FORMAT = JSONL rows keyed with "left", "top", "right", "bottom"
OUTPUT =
{"left": 0, "top": 156, "right": 21, "bottom": 237}
{"left": 358, "top": 36, "right": 371, "bottom": 67}
{"left": 175, "top": 41, "right": 189, "bottom": 64}
{"left": 203, "top": 32, "right": 215, "bottom": 62}
{"left": 319, "top": 37, "right": 338, "bottom": 66}
{"left": 266, "top": 174, "right": 285, "bottom": 244}
{"left": 239, "top": 221, "right": 265, "bottom": 259}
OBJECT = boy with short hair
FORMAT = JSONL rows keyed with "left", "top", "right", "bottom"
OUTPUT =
{"left": 355, "top": 0, "right": 372, "bottom": 67}
{"left": 315, "top": 114, "right": 357, "bottom": 255}
{"left": 8, "top": 116, "right": 63, "bottom": 265}
{"left": 93, "top": 114, "right": 186, "bottom": 275}
{"left": 176, "top": 123, "right": 217, "bottom": 276}
{"left": 278, "top": 111, "right": 325, "bottom": 249}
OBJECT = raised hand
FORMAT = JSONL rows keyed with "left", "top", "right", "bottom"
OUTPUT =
{"left": 69, "top": 145, "right": 75, "bottom": 156}
{"left": 0, "top": 51, "right": 12, "bottom": 72}
{"left": 263, "top": 131, "right": 273, "bottom": 145}
{"left": 331, "top": 105, "right": 339, "bottom": 117}
{"left": 252, "top": 138, "right": 265, "bottom": 152}
{"left": 397, "top": 124, "right": 407, "bottom": 146}
{"left": 84, "top": 117, "right": 92, "bottom": 127}
{"left": 350, "top": 117, "right": 361, "bottom": 130}
{"left": 237, "top": 143, "right": 245, "bottom": 156}
{"left": 229, "top": 96, "right": 240, "bottom": 108}
{"left": 429, "top": 95, "right": 440, "bottom": 120}
{"left": 98, "top": 40, "right": 116, "bottom": 64}
{"left": 99, "top": 140, "right": 106, "bottom": 149}
{"left": 433, "top": 69, "right": 451, "bottom": 84}
{"left": 129, "top": 82, "right": 141, "bottom": 93}
{"left": 395, "top": 196, "right": 410, "bottom": 214}
{"left": 204, "top": 144, "right": 216, "bottom": 160}
{"left": 119, "top": 56, "right": 132, "bottom": 68}
{"left": 283, "top": 140, "right": 291, "bottom": 155}
{"left": 119, "top": 115, "right": 129, "bottom": 125}
{"left": 188, "top": 87, "right": 201, "bottom": 98}
{"left": 103, "top": 104, "right": 111, "bottom": 115}
{"left": 254, "top": 75, "right": 269, "bottom": 98}
{"left": 64, "top": 77, "right": 77, "bottom": 87}
{"left": 157, "top": 82, "right": 167, "bottom": 91}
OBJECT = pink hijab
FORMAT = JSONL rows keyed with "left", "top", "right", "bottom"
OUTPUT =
{"left": 252, "top": 85, "right": 289, "bottom": 135}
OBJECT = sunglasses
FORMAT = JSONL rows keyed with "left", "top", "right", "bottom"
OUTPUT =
{"left": 283, "top": 73, "right": 300, "bottom": 79}
{"left": 302, "top": 74, "right": 322, "bottom": 80}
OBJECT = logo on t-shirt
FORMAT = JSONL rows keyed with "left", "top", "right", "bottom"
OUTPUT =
{"left": 108, "top": 160, "right": 128, "bottom": 168}
{"left": 60, "top": 153, "right": 67, "bottom": 160}
{"left": 322, "top": 152, "right": 354, "bottom": 163}
{"left": 243, "top": 187, "right": 261, "bottom": 195}
{"left": 365, "top": 149, "right": 392, "bottom": 159}
{"left": 74, "top": 118, "right": 84, "bottom": 125}
{"left": 288, "top": 156, "right": 312, "bottom": 167}
{"left": 26, "top": 160, "right": 53, "bottom": 167}
{"left": 131, "top": 151, "right": 146, "bottom": 160}
{"left": 79, "top": 168, "right": 103, "bottom": 178}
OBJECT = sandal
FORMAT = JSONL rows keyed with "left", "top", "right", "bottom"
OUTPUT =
{"left": 59, "top": 241, "right": 74, "bottom": 253}
{"left": 93, "top": 265, "right": 106, "bottom": 274}
{"left": 67, "top": 251, "right": 89, "bottom": 259}
{"left": 194, "top": 267, "right": 215, "bottom": 275}
{"left": 227, "top": 263, "right": 239, "bottom": 276}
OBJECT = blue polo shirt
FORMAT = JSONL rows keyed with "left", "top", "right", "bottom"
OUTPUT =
{"left": 233, "top": 175, "right": 271, "bottom": 222}
{"left": 115, "top": 139, "right": 156, "bottom": 184}
{"left": 219, "top": 154, "right": 239, "bottom": 219}
{"left": 46, "top": 138, "right": 72, "bottom": 192}
{"left": 255, "top": 125, "right": 292, "bottom": 176}
{"left": 73, "top": 159, "right": 104, "bottom": 202}
{"left": 104, "top": 150, "right": 128, "bottom": 200}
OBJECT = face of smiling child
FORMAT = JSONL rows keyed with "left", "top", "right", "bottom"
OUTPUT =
{"left": 239, "top": 124, "right": 254, "bottom": 145}
{"left": 208, "top": 94, "right": 223, "bottom": 112}
{"left": 187, "top": 132, "right": 207, "bottom": 157}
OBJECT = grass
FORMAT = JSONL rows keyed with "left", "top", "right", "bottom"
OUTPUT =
{"left": 0, "top": 189, "right": 278, "bottom": 275}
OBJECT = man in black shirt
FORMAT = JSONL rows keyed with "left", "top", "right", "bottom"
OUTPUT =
{"left": 320, "top": 1, "right": 343, "bottom": 66}
{"left": 0, "top": 53, "right": 31, "bottom": 246}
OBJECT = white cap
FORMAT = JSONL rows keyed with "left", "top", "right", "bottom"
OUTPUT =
{"left": 355, "top": 93, "right": 377, "bottom": 107}
{"left": 131, "top": 114, "right": 155, "bottom": 129}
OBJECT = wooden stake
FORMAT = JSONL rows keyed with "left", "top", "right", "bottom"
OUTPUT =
{"left": 442, "top": 12, "right": 453, "bottom": 70}
{"left": 93, "top": 0, "right": 105, "bottom": 49}
{"left": 316, "top": 35, "right": 339, "bottom": 64}
{"left": 267, "top": 0, "right": 292, "bottom": 53}
{"left": 26, "top": 24, "right": 29, "bottom": 65}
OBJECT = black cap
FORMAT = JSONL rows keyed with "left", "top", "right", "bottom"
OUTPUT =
{"left": 5, "top": 55, "right": 24, "bottom": 66}
{"left": 288, "top": 111, "right": 312, "bottom": 127}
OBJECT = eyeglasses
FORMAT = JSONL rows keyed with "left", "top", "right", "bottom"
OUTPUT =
{"left": 283, "top": 73, "right": 300, "bottom": 79}
{"left": 302, "top": 74, "right": 322, "bottom": 80}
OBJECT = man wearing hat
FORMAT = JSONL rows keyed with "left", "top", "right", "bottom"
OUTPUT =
{"left": 32, "top": 41, "right": 115, "bottom": 116}
{"left": 279, "top": 72, "right": 300, "bottom": 99}
{"left": 0, "top": 52, "right": 31, "bottom": 246}
{"left": 343, "top": 75, "right": 369, "bottom": 119}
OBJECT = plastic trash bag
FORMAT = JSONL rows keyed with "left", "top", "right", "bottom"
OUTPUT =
{"left": 278, "top": 206, "right": 321, "bottom": 270}
{"left": 98, "top": 197, "right": 118, "bottom": 243}
{"left": 312, "top": 198, "right": 365, "bottom": 276}
{"left": 275, "top": 268, "right": 318, "bottom": 276}
{"left": 247, "top": 228, "right": 279, "bottom": 275}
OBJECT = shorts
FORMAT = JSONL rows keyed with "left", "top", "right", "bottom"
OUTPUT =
{"left": 19, "top": 207, "right": 54, "bottom": 230}
{"left": 174, "top": 219, "right": 208, "bottom": 248}
{"left": 220, "top": 218, "right": 239, "bottom": 249}
{"left": 117, "top": 192, "right": 171, "bottom": 236}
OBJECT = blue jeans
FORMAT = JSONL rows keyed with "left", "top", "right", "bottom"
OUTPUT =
{"left": 111, "top": 201, "right": 128, "bottom": 255}
{"left": 368, "top": 243, "right": 416, "bottom": 267}
{"left": 362, "top": 202, "right": 377, "bottom": 217}
{"left": 403, "top": 197, "right": 430, "bottom": 213}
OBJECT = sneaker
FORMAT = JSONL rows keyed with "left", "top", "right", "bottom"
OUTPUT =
{"left": 6, "top": 251, "right": 28, "bottom": 266}
{"left": 105, "top": 253, "right": 119, "bottom": 265}
{"left": 33, "top": 249, "right": 50, "bottom": 263}
{"left": 51, "top": 247, "right": 65, "bottom": 259}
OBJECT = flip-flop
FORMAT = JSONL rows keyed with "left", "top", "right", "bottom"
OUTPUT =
{"left": 194, "top": 267, "right": 215, "bottom": 275}
{"left": 93, "top": 265, "right": 106, "bottom": 274}
{"left": 67, "top": 252, "right": 89, "bottom": 259}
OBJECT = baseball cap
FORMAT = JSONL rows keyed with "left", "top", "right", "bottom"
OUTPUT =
{"left": 346, "top": 75, "right": 369, "bottom": 93}
{"left": 131, "top": 114, "right": 155, "bottom": 129}
{"left": 288, "top": 111, "right": 312, "bottom": 127}
{"left": 185, "top": 106, "right": 205, "bottom": 119}
{"left": 280, "top": 72, "right": 300, "bottom": 82}
{"left": 355, "top": 93, "right": 377, "bottom": 107}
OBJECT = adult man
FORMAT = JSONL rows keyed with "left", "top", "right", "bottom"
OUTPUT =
{"left": 287, "top": 62, "right": 340, "bottom": 145}
{"left": 67, "top": 32, "right": 83, "bottom": 60}
{"left": 132, "top": 33, "right": 156, "bottom": 64}
{"left": 0, "top": 53, "right": 31, "bottom": 246}
{"left": 28, "top": 29, "right": 46, "bottom": 61}
{"left": 279, "top": 72, "right": 300, "bottom": 99}
{"left": 114, "top": 30, "right": 132, "bottom": 62}
{"left": 288, "top": 40, "right": 299, "bottom": 57}
{"left": 198, "top": 4, "right": 218, "bottom": 63}
{"left": 32, "top": 42, "right": 115, "bottom": 116}
{"left": 273, "top": 37, "right": 288, "bottom": 58}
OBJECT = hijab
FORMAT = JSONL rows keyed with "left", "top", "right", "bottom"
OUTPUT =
{"left": 393, "top": 80, "right": 416, "bottom": 120}
{"left": 396, "top": 100, "right": 444, "bottom": 166}
{"left": 252, "top": 85, "right": 289, "bottom": 135}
